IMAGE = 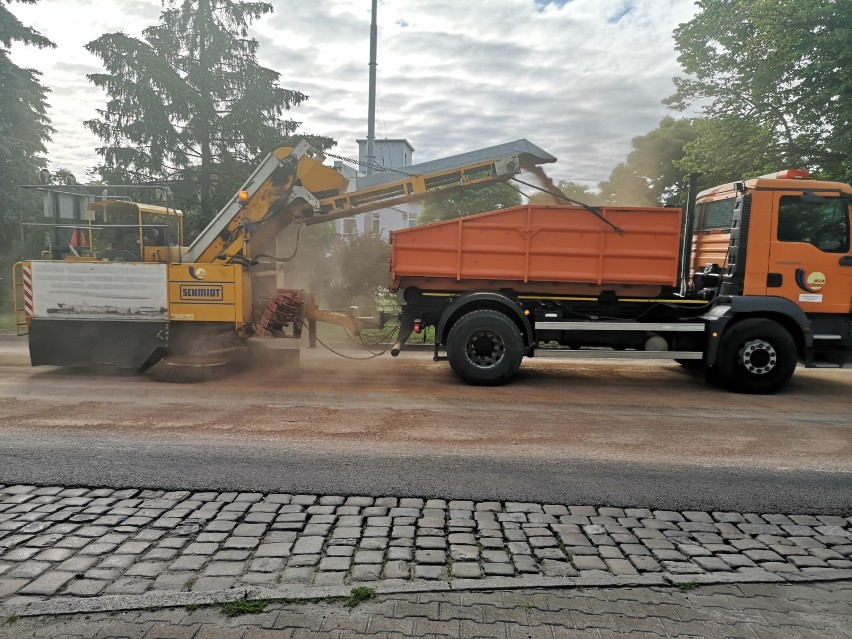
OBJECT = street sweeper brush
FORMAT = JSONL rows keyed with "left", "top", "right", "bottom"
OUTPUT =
{"left": 145, "top": 353, "right": 239, "bottom": 383}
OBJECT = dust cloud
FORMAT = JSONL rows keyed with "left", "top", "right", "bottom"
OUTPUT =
{"left": 242, "top": 221, "right": 396, "bottom": 373}
{"left": 267, "top": 223, "right": 391, "bottom": 315}
{"left": 523, "top": 164, "right": 564, "bottom": 204}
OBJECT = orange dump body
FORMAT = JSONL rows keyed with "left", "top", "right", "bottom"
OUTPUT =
{"left": 391, "top": 204, "right": 683, "bottom": 295}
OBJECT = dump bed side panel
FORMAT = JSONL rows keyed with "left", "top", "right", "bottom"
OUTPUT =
{"left": 391, "top": 204, "right": 682, "bottom": 291}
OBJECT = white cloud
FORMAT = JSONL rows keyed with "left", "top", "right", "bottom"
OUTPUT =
{"left": 10, "top": 0, "right": 698, "bottom": 185}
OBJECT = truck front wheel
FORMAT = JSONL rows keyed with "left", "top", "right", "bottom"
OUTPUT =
{"left": 713, "top": 318, "right": 798, "bottom": 394}
{"left": 446, "top": 309, "right": 524, "bottom": 385}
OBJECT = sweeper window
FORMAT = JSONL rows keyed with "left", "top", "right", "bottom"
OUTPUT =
{"left": 85, "top": 201, "right": 185, "bottom": 262}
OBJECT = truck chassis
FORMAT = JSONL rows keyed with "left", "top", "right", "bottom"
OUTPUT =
{"left": 397, "top": 288, "right": 851, "bottom": 394}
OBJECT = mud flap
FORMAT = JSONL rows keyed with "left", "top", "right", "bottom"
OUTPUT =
{"left": 29, "top": 319, "right": 169, "bottom": 369}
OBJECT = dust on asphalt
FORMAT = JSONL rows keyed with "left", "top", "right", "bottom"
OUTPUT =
{"left": 0, "top": 338, "right": 850, "bottom": 474}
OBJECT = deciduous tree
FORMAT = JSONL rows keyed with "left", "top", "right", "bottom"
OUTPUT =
{"left": 598, "top": 117, "right": 698, "bottom": 207}
{"left": 418, "top": 183, "right": 522, "bottom": 224}
{"left": 283, "top": 225, "right": 391, "bottom": 314}
{"left": 667, "top": 0, "right": 852, "bottom": 181}
{"left": 675, "top": 116, "right": 789, "bottom": 190}
{"left": 528, "top": 180, "right": 600, "bottom": 206}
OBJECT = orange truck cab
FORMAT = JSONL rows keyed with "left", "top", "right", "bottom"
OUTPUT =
{"left": 692, "top": 170, "right": 851, "bottom": 367}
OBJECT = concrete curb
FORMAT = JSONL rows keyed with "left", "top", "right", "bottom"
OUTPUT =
{"left": 3, "top": 569, "right": 851, "bottom": 619}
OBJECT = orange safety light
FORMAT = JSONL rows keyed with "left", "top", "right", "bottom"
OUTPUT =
{"left": 237, "top": 190, "right": 250, "bottom": 204}
{"left": 776, "top": 168, "right": 809, "bottom": 179}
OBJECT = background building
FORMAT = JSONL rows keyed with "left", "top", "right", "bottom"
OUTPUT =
{"left": 334, "top": 139, "right": 421, "bottom": 240}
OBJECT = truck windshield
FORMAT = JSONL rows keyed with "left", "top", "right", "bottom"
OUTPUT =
{"left": 777, "top": 195, "right": 850, "bottom": 253}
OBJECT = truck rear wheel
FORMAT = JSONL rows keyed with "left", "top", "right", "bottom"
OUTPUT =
{"left": 446, "top": 309, "right": 523, "bottom": 385}
{"left": 713, "top": 318, "right": 797, "bottom": 394}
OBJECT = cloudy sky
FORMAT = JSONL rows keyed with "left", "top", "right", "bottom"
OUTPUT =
{"left": 10, "top": 0, "right": 699, "bottom": 185}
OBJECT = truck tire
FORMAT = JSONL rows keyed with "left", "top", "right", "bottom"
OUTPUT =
{"left": 446, "top": 309, "right": 523, "bottom": 386}
{"left": 713, "top": 318, "right": 798, "bottom": 394}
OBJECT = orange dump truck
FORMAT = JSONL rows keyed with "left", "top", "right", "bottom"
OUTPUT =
{"left": 389, "top": 171, "right": 852, "bottom": 393}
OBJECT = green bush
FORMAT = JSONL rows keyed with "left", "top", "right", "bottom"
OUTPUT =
{"left": 0, "top": 228, "right": 46, "bottom": 313}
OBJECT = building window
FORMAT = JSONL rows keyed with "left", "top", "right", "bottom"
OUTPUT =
{"left": 343, "top": 217, "right": 356, "bottom": 236}
{"left": 371, "top": 212, "right": 381, "bottom": 236}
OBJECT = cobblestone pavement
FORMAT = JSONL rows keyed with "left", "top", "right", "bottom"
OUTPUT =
{"left": 5, "top": 581, "right": 852, "bottom": 638}
{"left": 1, "top": 482, "right": 852, "bottom": 639}
{"left": 1, "top": 484, "right": 852, "bottom": 613}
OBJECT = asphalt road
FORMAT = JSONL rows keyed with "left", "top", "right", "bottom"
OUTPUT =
{"left": 0, "top": 335, "right": 850, "bottom": 514}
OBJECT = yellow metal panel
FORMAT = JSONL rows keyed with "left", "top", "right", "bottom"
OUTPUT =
{"left": 271, "top": 146, "right": 347, "bottom": 195}
{"left": 241, "top": 269, "right": 252, "bottom": 324}
{"left": 168, "top": 263, "right": 245, "bottom": 324}
{"left": 314, "top": 159, "right": 509, "bottom": 221}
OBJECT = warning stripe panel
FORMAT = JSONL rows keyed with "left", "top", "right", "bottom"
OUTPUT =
{"left": 22, "top": 265, "right": 33, "bottom": 317}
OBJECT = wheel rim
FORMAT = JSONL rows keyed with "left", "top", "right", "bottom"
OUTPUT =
{"left": 465, "top": 329, "right": 505, "bottom": 368}
{"left": 739, "top": 339, "right": 777, "bottom": 375}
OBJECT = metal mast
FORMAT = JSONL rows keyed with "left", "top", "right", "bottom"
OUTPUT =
{"left": 366, "top": 0, "right": 378, "bottom": 176}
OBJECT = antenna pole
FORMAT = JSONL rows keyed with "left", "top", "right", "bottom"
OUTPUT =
{"left": 366, "top": 0, "right": 378, "bottom": 176}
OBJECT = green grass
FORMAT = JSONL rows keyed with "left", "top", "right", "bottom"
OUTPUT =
{"left": 677, "top": 580, "right": 699, "bottom": 591}
{"left": 0, "top": 310, "right": 17, "bottom": 334}
{"left": 185, "top": 603, "right": 199, "bottom": 612}
{"left": 204, "top": 591, "right": 375, "bottom": 618}
{"left": 407, "top": 325, "right": 435, "bottom": 344}
{"left": 346, "top": 586, "right": 376, "bottom": 608}
{"left": 220, "top": 598, "right": 268, "bottom": 617}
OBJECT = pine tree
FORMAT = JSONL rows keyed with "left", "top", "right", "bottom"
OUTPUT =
{"left": 85, "top": 0, "right": 333, "bottom": 228}
{"left": 0, "top": 1, "right": 56, "bottom": 309}
{"left": 0, "top": 0, "right": 55, "bottom": 233}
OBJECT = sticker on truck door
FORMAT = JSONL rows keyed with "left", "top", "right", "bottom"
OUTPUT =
{"left": 796, "top": 269, "right": 826, "bottom": 293}
{"left": 795, "top": 270, "right": 826, "bottom": 302}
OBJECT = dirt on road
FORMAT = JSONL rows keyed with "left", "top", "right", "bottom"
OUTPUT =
{"left": 0, "top": 336, "right": 850, "bottom": 473}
